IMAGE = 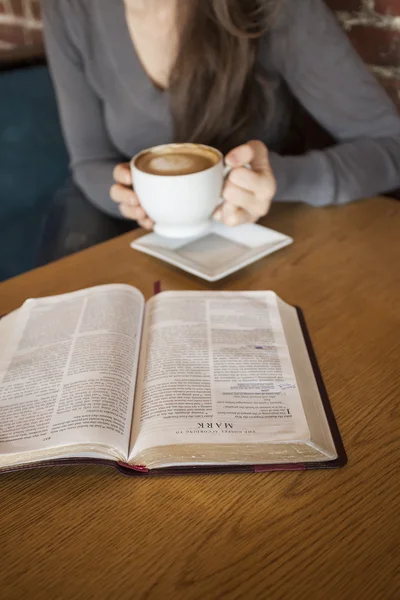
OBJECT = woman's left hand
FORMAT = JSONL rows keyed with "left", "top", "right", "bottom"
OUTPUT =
{"left": 214, "top": 140, "right": 276, "bottom": 226}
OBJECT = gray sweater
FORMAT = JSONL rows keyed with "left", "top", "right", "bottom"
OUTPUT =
{"left": 42, "top": 0, "right": 400, "bottom": 218}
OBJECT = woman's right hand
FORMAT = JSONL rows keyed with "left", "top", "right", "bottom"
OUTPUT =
{"left": 110, "top": 163, "right": 154, "bottom": 230}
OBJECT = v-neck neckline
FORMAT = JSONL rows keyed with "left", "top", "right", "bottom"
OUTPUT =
{"left": 97, "top": 0, "right": 170, "bottom": 122}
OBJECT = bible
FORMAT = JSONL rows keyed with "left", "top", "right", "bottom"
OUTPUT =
{"left": 0, "top": 285, "right": 346, "bottom": 476}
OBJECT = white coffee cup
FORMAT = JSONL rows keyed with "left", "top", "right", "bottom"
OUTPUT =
{"left": 131, "top": 143, "right": 229, "bottom": 239}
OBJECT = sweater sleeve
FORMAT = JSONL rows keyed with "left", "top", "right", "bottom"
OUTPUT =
{"left": 267, "top": 0, "right": 400, "bottom": 206}
{"left": 42, "top": 0, "right": 125, "bottom": 217}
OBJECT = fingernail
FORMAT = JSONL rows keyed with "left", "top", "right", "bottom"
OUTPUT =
{"left": 227, "top": 215, "right": 239, "bottom": 227}
{"left": 226, "top": 152, "right": 238, "bottom": 166}
{"left": 213, "top": 210, "right": 222, "bottom": 221}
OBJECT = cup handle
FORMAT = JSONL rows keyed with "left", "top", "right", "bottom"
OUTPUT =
{"left": 223, "top": 164, "right": 233, "bottom": 179}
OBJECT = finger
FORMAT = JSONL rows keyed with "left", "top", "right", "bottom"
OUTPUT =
{"left": 137, "top": 217, "right": 154, "bottom": 230}
{"left": 221, "top": 201, "right": 253, "bottom": 227}
{"left": 213, "top": 202, "right": 244, "bottom": 224}
{"left": 110, "top": 184, "right": 139, "bottom": 206}
{"left": 229, "top": 167, "right": 276, "bottom": 208}
{"left": 226, "top": 140, "right": 270, "bottom": 173}
{"left": 119, "top": 202, "right": 147, "bottom": 221}
{"left": 222, "top": 180, "right": 260, "bottom": 216}
{"left": 232, "top": 207, "right": 255, "bottom": 226}
{"left": 113, "top": 163, "right": 132, "bottom": 186}
{"left": 213, "top": 206, "right": 223, "bottom": 222}
{"left": 223, "top": 180, "right": 270, "bottom": 219}
{"left": 229, "top": 167, "right": 265, "bottom": 194}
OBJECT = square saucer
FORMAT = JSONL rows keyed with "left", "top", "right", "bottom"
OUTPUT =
{"left": 131, "top": 222, "right": 293, "bottom": 282}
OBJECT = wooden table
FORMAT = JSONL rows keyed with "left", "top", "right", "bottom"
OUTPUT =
{"left": 1, "top": 197, "right": 399, "bottom": 600}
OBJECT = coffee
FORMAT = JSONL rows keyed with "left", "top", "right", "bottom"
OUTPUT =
{"left": 135, "top": 144, "right": 220, "bottom": 176}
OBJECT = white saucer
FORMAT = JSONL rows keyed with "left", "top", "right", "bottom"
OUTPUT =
{"left": 131, "top": 222, "right": 293, "bottom": 282}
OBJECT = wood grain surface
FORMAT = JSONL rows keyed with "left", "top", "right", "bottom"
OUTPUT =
{"left": 0, "top": 197, "right": 399, "bottom": 600}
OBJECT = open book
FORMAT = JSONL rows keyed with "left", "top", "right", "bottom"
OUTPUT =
{"left": 0, "top": 285, "right": 346, "bottom": 475}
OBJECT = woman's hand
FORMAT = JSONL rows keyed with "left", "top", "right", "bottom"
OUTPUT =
{"left": 110, "top": 141, "right": 275, "bottom": 231}
{"left": 214, "top": 140, "right": 276, "bottom": 227}
{"left": 110, "top": 163, "right": 154, "bottom": 230}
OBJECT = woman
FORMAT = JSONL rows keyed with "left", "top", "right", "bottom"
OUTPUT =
{"left": 40, "top": 0, "right": 400, "bottom": 261}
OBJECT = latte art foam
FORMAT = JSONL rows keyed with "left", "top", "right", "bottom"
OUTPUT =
{"left": 149, "top": 154, "right": 200, "bottom": 174}
{"left": 135, "top": 144, "right": 220, "bottom": 176}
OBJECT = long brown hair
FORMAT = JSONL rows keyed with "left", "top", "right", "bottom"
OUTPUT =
{"left": 170, "top": 0, "right": 279, "bottom": 153}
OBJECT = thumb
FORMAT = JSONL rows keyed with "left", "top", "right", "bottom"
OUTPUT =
{"left": 226, "top": 141, "right": 270, "bottom": 173}
{"left": 247, "top": 140, "right": 271, "bottom": 172}
{"left": 113, "top": 163, "right": 133, "bottom": 186}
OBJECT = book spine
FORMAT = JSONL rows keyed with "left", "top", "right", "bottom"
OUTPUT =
{"left": 254, "top": 464, "right": 306, "bottom": 473}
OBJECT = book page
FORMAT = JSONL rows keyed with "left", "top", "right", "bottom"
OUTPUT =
{"left": 0, "top": 285, "right": 144, "bottom": 466}
{"left": 129, "top": 291, "right": 310, "bottom": 462}
{"left": 277, "top": 297, "right": 337, "bottom": 459}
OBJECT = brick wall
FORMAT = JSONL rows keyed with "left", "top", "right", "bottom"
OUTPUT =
{"left": 0, "top": 0, "right": 399, "bottom": 110}
{"left": 326, "top": 0, "right": 400, "bottom": 110}
{"left": 0, "top": 0, "right": 42, "bottom": 60}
